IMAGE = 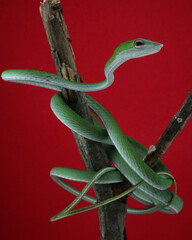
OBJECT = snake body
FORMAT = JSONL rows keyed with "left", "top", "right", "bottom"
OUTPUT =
{"left": 1, "top": 38, "right": 183, "bottom": 221}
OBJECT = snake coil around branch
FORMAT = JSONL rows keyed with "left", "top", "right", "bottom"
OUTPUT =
{"left": 1, "top": 38, "right": 183, "bottom": 222}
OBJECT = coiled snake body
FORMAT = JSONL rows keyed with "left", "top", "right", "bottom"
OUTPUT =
{"left": 2, "top": 38, "right": 183, "bottom": 221}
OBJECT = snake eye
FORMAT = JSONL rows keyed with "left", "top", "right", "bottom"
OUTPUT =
{"left": 134, "top": 40, "right": 144, "bottom": 49}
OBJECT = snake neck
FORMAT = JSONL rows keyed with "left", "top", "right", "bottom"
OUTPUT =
{"left": 104, "top": 51, "right": 132, "bottom": 83}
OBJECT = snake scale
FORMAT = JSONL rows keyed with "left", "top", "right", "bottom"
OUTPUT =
{"left": 1, "top": 38, "right": 183, "bottom": 221}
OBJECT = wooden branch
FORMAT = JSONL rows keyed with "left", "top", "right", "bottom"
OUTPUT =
{"left": 40, "top": 1, "right": 127, "bottom": 239}
{"left": 144, "top": 90, "right": 192, "bottom": 168}
{"left": 39, "top": 1, "right": 191, "bottom": 240}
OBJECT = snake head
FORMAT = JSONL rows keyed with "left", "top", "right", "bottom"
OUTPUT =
{"left": 104, "top": 38, "right": 163, "bottom": 76}
{"left": 114, "top": 38, "right": 163, "bottom": 59}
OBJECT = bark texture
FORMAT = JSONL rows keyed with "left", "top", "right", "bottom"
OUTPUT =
{"left": 40, "top": 1, "right": 127, "bottom": 239}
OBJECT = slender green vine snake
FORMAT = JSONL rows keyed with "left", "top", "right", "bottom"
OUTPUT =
{"left": 1, "top": 38, "right": 183, "bottom": 221}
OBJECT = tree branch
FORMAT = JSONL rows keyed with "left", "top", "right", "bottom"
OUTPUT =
{"left": 40, "top": 1, "right": 127, "bottom": 239}
{"left": 144, "top": 90, "right": 192, "bottom": 168}
{"left": 39, "top": 1, "right": 191, "bottom": 240}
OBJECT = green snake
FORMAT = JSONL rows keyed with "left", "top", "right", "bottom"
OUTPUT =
{"left": 1, "top": 38, "right": 183, "bottom": 221}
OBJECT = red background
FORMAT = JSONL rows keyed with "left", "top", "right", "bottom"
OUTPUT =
{"left": 0, "top": 0, "right": 191, "bottom": 239}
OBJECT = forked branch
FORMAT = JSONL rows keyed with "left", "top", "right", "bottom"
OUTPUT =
{"left": 39, "top": 1, "right": 191, "bottom": 240}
